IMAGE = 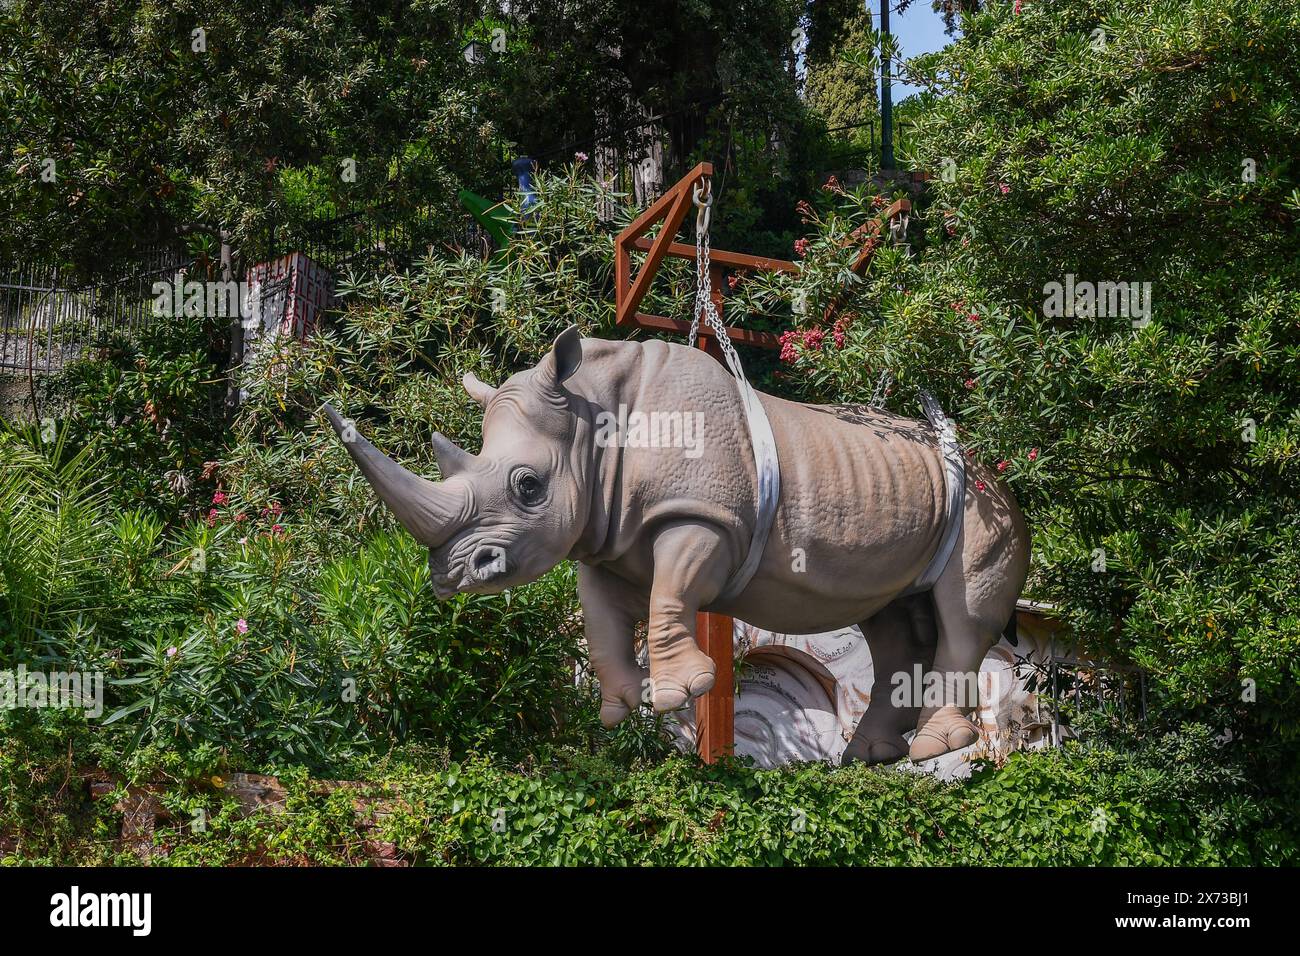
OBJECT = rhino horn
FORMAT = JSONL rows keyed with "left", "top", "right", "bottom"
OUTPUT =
{"left": 323, "top": 404, "right": 467, "bottom": 548}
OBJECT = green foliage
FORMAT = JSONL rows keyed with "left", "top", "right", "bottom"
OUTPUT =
{"left": 0, "top": 424, "right": 598, "bottom": 775}
{"left": 0, "top": 0, "right": 497, "bottom": 278}
{"left": 754, "top": 0, "right": 1300, "bottom": 756}
{"left": 40, "top": 312, "right": 228, "bottom": 517}
{"left": 4, "top": 726, "right": 1294, "bottom": 865}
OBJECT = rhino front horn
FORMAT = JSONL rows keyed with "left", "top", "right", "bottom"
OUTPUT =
{"left": 323, "top": 404, "right": 467, "bottom": 549}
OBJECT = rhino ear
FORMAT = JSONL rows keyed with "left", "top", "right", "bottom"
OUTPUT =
{"left": 462, "top": 371, "right": 497, "bottom": 408}
{"left": 536, "top": 325, "right": 583, "bottom": 396}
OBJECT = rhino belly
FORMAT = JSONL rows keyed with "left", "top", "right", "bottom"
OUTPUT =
{"left": 710, "top": 398, "right": 948, "bottom": 632}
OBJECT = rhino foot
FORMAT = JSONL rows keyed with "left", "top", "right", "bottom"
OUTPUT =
{"left": 842, "top": 735, "right": 910, "bottom": 766}
{"left": 651, "top": 662, "right": 716, "bottom": 714}
{"left": 908, "top": 706, "right": 980, "bottom": 761}
{"left": 600, "top": 676, "right": 650, "bottom": 728}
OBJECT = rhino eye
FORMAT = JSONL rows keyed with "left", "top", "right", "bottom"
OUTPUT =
{"left": 512, "top": 469, "right": 545, "bottom": 505}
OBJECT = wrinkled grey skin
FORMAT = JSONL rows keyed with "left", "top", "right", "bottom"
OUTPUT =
{"left": 326, "top": 327, "right": 1030, "bottom": 763}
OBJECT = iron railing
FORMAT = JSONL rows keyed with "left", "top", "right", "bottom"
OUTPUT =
{"left": 0, "top": 247, "right": 191, "bottom": 377}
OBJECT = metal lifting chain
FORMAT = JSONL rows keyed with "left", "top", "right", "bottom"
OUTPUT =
{"left": 870, "top": 368, "right": 893, "bottom": 407}
{"left": 688, "top": 178, "right": 748, "bottom": 384}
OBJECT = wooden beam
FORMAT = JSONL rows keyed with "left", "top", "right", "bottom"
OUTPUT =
{"left": 615, "top": 163, "right": 714, "bottom": 328}
{"left": 695, "top": 610, "right": 734, "bottom": 763}
{"left": 629, "top": 237, "right": 799, "bottom": 274}
{"left": 625, "top": 312, "right": 781, "bottom": 350}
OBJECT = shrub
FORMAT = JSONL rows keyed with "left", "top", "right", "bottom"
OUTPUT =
{"left": 745, "top": 0, "right": 1300, "bottom": 769}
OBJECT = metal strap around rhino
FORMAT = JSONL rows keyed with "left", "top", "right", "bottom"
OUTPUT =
{"left": 900, "top": 389, "right": 965, "bottom": 596}
{"left": 688, "top": 182, "right": 780, "bottom": 603}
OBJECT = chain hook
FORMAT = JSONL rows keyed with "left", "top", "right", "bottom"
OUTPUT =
{"left": 693, "top": 177, "right": 713, "bottom": 237}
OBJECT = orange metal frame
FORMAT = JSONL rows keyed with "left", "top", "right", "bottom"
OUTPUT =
{"left": 613, "top": 162, "right": 911, "bottom": 763}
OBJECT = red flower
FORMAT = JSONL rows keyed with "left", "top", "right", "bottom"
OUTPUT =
{"left": 795, "top": 200, "right": 814, "bottom": 221}
{"left": 207, "top": 508, "right": 218, "bottom": 527}
{"left": 976, "top": 480, "right": 987, "bottom": 492}
{"left": 802, "top": 328, "right": 825, "bottom": 351}
{"left": 999, "top": 183, "right": 1011, "bottom": 195}
{"left": 964, "top": 378, "right": 976, "bottom": 390}
{"left": 212, "top": 491, "right": 228, "bottom": 506}
{"left": 997, "top": 460, "right": 1009, "bottom": 473}
{"left": 779, "top": 330, "right": 800, "bottom": 364}
{"left": 1028, "top": 447, "right": 1039, "bottom": 462}
{"left": 793, "top": 238, "right": 810, "bottom": 257}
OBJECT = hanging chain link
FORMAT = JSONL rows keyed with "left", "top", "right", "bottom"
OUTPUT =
{"left": 870, "top": 368, "right": 893, "bottom": 407}
{"left": 689, "top": 179, "right": 746, "bottom": 380}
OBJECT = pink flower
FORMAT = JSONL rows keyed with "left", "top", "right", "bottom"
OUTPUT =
{"left": 976, "top": 480, "right": 987, "bottom": 492}
{"left": 795, "top": 200, "right": 813, "bottom": 220}
{"left": 968, "top": 311, "right": 980, "bottom": 323}
{"left": 728, "top": 273, "right": 741, "bottom": 290}
{"left": 267, "top": 501, "right": 282, "bottom": 516}
{"left": 801, "top": 328, "right": 825, "bottom": 351}
{"left": 997, "top": 460, "right": 1010, "bottom": 473}
{"left": 793, "top": 238, "right": 810, "bottom": 257}
{"left": 207, "top": 508, "right": 218, "bottom": 527}
{"left": 1028, "top": 447, "right": 1039, "bottom": 462}
{"left": 212, "top": 491, "right": 228, "bottom": 506}
{"left": 964, "top": 378, "right": 976, "bottom": 390}
{"left": 999, "top": 183, "right": 1011, "bottom": 195}
{"left": 165, "top": 646, "right": 178, "bottom": 658}
{"left": 1014, "top": 0, "right": 1022, "bottom": 12}
{"left": 271, "top": 524, "right": 284, "bottom": 535}
{"left": 779, "top": 330, "right": 800, "bottom": 364}
{"left": 574, "top": 151, "right": 589, "bottom": 162}
{"left": 235, "top": 619, "right": 248, "bottom": 634}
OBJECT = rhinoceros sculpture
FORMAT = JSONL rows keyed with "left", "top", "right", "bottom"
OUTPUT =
{"left": 325, "top": 327, "right": 1030, "bottom": 763}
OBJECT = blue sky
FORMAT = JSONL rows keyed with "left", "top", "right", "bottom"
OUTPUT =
{"left": 874, "top": 1, "right": 959, "bottom": 99}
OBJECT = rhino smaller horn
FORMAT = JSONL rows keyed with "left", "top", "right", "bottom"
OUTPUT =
{"left": 432, "top": 432, "right": 475, "bottom": 477}
{"left": 462, "top": 372, "right": 497, "bottom": 408}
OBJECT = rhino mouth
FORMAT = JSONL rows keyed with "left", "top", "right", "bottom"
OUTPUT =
{"left": 432, "top": 543, "right": 511, "bottom": 597}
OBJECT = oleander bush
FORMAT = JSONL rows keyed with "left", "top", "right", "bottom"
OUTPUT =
{"left": 745, "top": 0, "right": 1300, "bottom": 778}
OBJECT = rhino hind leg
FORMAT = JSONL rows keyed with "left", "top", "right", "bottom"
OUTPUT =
{"left": 843, "top": 593, "right": 938, "bottom": 765}
{"left": 909, "top": 477, "right": 1030, "bottom": 762}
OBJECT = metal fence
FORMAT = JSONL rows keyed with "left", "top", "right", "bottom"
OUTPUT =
{"left": 251, "top": 202, "right": 452, "bottom": 277}
{"left": 0, "top": 246, "right": 191, "bottom": 377}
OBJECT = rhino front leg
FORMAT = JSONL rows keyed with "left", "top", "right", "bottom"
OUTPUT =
{"left": 646, "top": 521, "right": 732, "bottom": 713}
{"left": 578, "top": 564, "right": 651, "bottom": 728}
